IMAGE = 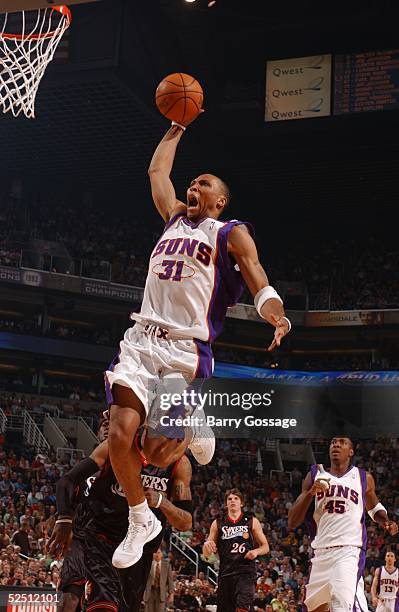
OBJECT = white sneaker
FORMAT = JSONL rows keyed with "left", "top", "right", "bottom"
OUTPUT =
{"left": 188, "top": 408, "right": 215, "bottom": 465}
{"left": 112, "top": 512, "right": 162, "bottom": 569}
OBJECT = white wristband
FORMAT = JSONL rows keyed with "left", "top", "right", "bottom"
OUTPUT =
{"left": 171, "top": 121, "right": 186, "bottom": 131}
{"left": 155, "top": 493, "right": 162, "bottom": 508}
{"left": 281, "top": 316, "right": 292, "bottom": 332}
{"left": 368, "top": 502, "right": 386, "bottom": 521}
{"left": 254, "top": 286, "right": 283, "bottom": 319}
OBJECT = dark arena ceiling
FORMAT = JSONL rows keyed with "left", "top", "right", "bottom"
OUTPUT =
{"left": 0, "top": 0, "right": 399, "bottom": 222}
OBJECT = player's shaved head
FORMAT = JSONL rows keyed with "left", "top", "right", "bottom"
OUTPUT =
{"left": 201, "top": 173, "right": 230, "bottom": 205}
{"left": 216, "top": 176, "right": 230, "bottom": 206}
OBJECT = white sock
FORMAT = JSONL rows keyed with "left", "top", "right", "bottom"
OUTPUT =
{"left": 129, "top": 500, "right": 152, "bottom": 523}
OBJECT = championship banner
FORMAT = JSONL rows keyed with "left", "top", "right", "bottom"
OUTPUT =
{"left": 265, "top": 54, "right": 332, "bottom": 122}
{"left": 81, "top": 280, "right": 143, "bottom": 302}
{"left": 305, "top": 310, "right": 385, "bottom": 327}
{"left": 0, "top": 265, "right": 21, "bottom": 284}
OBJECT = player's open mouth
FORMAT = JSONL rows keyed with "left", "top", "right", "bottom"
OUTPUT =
{"left": 187, "top": 194, "right": 199, "bottom": 208}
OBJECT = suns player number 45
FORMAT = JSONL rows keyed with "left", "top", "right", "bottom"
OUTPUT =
{"left": 325, "top": 500, "right": 346, "bottom": 514}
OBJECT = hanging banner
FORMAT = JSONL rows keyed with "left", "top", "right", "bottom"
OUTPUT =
{"left": 265, "top": 54, "right": 332, "bottom": 122}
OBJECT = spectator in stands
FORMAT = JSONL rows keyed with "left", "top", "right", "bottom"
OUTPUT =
{"left": 11, "top": 522, "right": 30, "bottom": 557}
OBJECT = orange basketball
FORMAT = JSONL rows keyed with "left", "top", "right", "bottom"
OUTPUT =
{"left": 155, "top": 73, "right": 204, "bottom": 125}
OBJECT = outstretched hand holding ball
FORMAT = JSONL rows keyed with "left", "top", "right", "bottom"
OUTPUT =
{"left": 156, "top": 72, "right": 204, "bottom": 128}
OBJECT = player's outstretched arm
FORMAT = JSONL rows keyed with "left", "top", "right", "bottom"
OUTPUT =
{"left": 244, "top": 517, "right": 269, "bottom": 560}
{"left": 203, "top": 520, "right": 218, "bottom": 558}
{"left": 144, "top": 455, "right": 193, "bottom": 531}
{"left": 370, "top": 567, "right": 381, "bottom": 607}
{"left": 48, "top": 440, "right": 109, "bottom": 556}
{"left": 366, "top": 472, "right": 399, "bottom": 536}
{"left": 148, "top": 126, "right": 187, "bottom": 222}
{"left": 227, "top": 225, "right": 290, "bottom": 350}
{"left": 288, "top": 471, "right": 329, "bottom": 529}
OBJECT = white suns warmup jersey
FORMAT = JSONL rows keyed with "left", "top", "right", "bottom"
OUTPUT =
{"left": 378, "top": 567, "right": 399, "bottom": 599}
{"left": 132, "top": 213, "right": 251, "bottom": 342}
{"left": 307, "top": 464, "right": 367, "bottom": 549}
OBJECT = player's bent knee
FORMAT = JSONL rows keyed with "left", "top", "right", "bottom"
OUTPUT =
{"left": 143, "top": 436, "right": 185, "bottom": 468}
{"left": 311, "top": 605, "right": 329, "bottom": 612}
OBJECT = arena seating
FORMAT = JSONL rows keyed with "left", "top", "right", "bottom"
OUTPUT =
{"left": 1, "top": 201, "right": 398, "bottom": 310}
{"left": 1, "top": 437, "right": 397, "bottom": 608}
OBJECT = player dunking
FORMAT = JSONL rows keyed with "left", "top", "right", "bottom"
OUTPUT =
{"left": 371, "top": 551, "right": 399, "bottom": 612}
{"left": 288, "top": 437, "right": 398, "bottom": 612}
{"left": 105, "top": 113, "right": 291, "bottom": 569}
{"left": 203, "top": 488, "right": 269, "bottom": 612}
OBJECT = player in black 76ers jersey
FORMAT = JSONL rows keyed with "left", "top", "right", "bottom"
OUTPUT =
{"left": 203, "top": 488, "right": 269, "bottom": 612}
{"left": 50, "top": 428, "right": 192, "bottom": 612}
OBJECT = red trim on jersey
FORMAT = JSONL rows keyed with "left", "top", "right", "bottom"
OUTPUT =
{"left": 87, "top": 603, "right": 118, "bottom": 611}
{"left": 227, "top": 512, "right": 243, "bottom": 524}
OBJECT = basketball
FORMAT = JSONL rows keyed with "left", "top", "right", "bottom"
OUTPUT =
{"left": 155, "top": 72, "right": 204, "bottom": 126}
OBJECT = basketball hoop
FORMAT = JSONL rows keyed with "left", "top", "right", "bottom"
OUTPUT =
{"left": 0, "top": 5, "right": 71, "bottom": 118}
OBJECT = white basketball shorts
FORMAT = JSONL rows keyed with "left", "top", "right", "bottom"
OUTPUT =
{"left": 376, "top": 600, "right": 398, "bottom": 612}
{"left": 104, "top": 322, "right": 213, "bottom": 417}
{"left": 305, "top": 546, "right": 367, "bottom": 612}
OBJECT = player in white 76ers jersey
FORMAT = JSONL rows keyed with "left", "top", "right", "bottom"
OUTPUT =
{"left": 105, "top": 112, "right": 291, "bottom": 570}
{"left": 371, "top": 551, "right": 399, "bottom": 612}
{"left": 288, "top": 438, "right": 398, "bottom": 612}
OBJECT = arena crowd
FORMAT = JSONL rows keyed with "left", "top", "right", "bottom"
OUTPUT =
{"left": 0, "top": 435, "right": 397, "bottom": 610}
{"left": 1, "top": 201, "right": 399, "bottom": 310}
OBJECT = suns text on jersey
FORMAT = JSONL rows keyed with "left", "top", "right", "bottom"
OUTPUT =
{"left": 152, "top": 238, "right": 213, "bottom": 266}
{"left": 316, "top": 484, "right": 359, "bottom": 503}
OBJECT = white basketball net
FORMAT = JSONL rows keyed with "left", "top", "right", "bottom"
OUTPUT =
{"left": 0, "top": 6, "right": 71, "bottom": 119}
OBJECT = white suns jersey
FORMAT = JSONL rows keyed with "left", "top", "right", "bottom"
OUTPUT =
{"left": 307, "top": 464, "right": 367, "bottom": 549}
{"left": 378, "top": 567, "right": 399, "bottom": 599}
{"left": 132, "top": 213, "right": 249, "bottom": 342}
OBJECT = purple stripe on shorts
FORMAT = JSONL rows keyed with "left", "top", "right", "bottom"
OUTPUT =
{"left": 395, "top": 583, "right": 399, "bottom": 612}
{"left": 104, "top": 352, "right": 120, "bottom": 407}
{"left": 353, "top": 549, "right": 366, "bottom": 611}
{"left": 194, "top": 339, "right": 213, "bottom": 379}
